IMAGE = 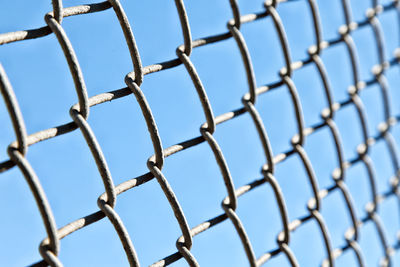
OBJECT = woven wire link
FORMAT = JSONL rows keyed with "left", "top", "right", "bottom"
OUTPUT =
{"left": 1, "top": 0, "right": 400, "bottom": 266}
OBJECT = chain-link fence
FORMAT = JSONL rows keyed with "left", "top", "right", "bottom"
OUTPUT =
{"left": 1, "top": 0, "right": 400, "bottom": 266}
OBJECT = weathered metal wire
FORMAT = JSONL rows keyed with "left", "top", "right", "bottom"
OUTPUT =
{"left": 1, "top": 0, "right": 400, "bottom": 266}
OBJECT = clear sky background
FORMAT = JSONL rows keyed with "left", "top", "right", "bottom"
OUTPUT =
{"left": 1, "top": 0, "right": 400, "bottom": 266}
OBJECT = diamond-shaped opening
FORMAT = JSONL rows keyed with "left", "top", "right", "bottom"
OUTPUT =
{"left": 351, "top": 25, "right": 380, "bottom": 82}
{"left": 240, "top": 15, "right": 286, "bottom": 85}
{"left": 378, "top": 195, "right": 400, "bottom": 247}
{"left": 333, "top": 102, "right": 365, "bottom": 161}
{"left": 377, "top": 8, "right": 400, "bottom": 60}
{"left": 214, "top": 113, "right": 266, "bottom": 186}
{"left": 368, "top": 138, "right": 397, "bottom": 195}
{"left": 115, "top": 178, "right": 190, "bottom": 267}
{"left": 140, "top": 64, "right": 207, "bottom": 148}
{"left": 61, "top": 7, "right": 133, "bottom": 97}
{"left": 235, "top": 178, "right": 287, "bottom": 259}
{"left": 320, "top": 188, "right": 354, "bottom": 249}
{"left": 257, "top": 84, "right": 298, "bottom": 154}
{"left": 304, "top": 126, "right": 339, "bottom": 190}
{"left": 348, "top": 0, "right": 371, "bottom": 23}
{"left": 320, "top": 43, "right": 354, "bottom": 102}
{"left": 277, "top": 0, "right": 317, "bottom": 61}
{"left": 358, "top": 83, "right": 387, "bottom": 137}
{"left": 26, "top": 129, "right": 109, "bottom": 224}
{"left": 88, "top": 93, "right": 159, "bottom": 185}
{"left": 121, "top": 0, "right": 183, "bottom": 66}
{"left": 358, "top": 219, "right": 388, "bottom": 266}
{"left": 1, "top": 36, "right": 77, "bottom": 133}
{"left": 291, "top": 63, "right": 332, "bottom": 127}
{"left": 316, "top": 0, "right": 346, "bottom": 41}
{"left": 385, "top": 66, "right": 400, "bottom": 116}
{"left": 290, "top": 217, "right": 331, "bottom": 266}
{"left": 274, "top": 153, "right": 316, "bottom": 220}
{"left": 161, "top": 140, "right": 235, "bottom": 226}
{"left": 189, "top": 38, "right": 249, "bottom": 116}
{"left": 346, "top": 161, "right": 375, "bottom": 218}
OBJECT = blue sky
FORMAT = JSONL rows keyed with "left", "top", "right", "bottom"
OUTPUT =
{"left": 1, "top": 0, "right": 400, "bottom": 266}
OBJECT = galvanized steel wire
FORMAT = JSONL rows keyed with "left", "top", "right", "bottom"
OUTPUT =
{"left": 1, "top": 0, "right": 400, "bottom": 266}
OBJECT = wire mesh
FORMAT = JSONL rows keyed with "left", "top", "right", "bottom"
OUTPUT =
{"left": 1, "top": 0, "right": 400, "bottom": 266}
